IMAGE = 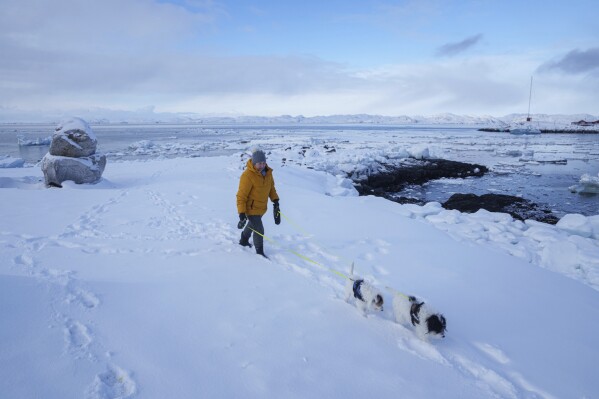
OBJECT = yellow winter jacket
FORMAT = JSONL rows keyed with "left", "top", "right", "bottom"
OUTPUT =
{"left": 236, "top": 159, "right": 279, "bottom": 216}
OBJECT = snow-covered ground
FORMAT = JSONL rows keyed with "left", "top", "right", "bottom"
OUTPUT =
{"left": 1, "top": 150, "right": 598, "bottom": 398}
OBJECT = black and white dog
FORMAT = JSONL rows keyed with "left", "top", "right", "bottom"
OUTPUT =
{"left": 344, "top": 263, "right": 384, "bottom": 316}
{"left": 392, "top": 294, "right": 446, "bottom": 340}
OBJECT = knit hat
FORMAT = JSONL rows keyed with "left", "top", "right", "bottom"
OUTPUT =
{"left": 252, "top": 150, "right": 266, "bottom": 164}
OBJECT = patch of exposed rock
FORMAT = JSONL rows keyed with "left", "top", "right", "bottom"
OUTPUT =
{"left": 353, "top": 159, "right": 488, "bottom": 196}
{"left": 442, "top": 193, "right": 559, "bottom": 224}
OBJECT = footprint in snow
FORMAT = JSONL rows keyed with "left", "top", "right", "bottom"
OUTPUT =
{"left": 474, "top": 342, "right": 510, "bottom": 365}
{"left": 362, "top": 252, "right": 375, "bottom": 261}
{"left": 396, "top": 333, "right": 449, "bottom": 365}
{"left": 38, "top": 268, "right": 74, "bottom": 286}
{"left": 65, "top": 320, "right": 93, "bottom": 358}
{"left": 372, "top": 265, "right": 390, "bottom": 276}
{"left": 14, "top": 253, "right": 35, "bottom": 267}
{"left": 451, "top": 354, "right": 518, "bottom": 399}
{"left": 86, "top": 365, "right": 136, "bottom": 399}
{"left": 67, "top": 287, "right": 101, "bottom": 309}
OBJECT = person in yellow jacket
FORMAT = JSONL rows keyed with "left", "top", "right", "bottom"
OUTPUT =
{"left": 236, "top": 149, "right": 280, "bottom": 258}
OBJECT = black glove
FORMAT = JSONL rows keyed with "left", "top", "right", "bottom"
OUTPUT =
{"left": 273, "top": 200, "right": 281, "bottom": 225}
{"left": 238, "top": 213, "right": 247, "bottom": 229}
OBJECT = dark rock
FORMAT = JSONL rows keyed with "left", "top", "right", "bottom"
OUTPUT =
{"left": 478, "top": 128, "right": 510, "bottom": 132}
{"left": 384, "top": 195, "right": 426, "bottom": 206}
{"left": 354, "top": 159, "right": 488, "bottom": 195}
{"left": 478, "top": 127, "right": 599, "bottom": 134}
{"left": 442, "top": 193, "right": 559, "bottom": 224}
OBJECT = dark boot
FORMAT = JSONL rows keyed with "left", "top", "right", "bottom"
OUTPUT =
{"left": 256, "top": 248, "right": 269, "bottom": 259}
{"left": 239, "top": 235, "right": 252, "bottom": 248}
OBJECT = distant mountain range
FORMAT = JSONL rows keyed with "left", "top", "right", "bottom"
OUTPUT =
{"left": 1, "top": 107, "right": 597, "bottom": 128}
{"left": 83, "top": 113, "right": 599, "bottom": 130}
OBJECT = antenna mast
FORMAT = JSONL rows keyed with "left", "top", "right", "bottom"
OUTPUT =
{"left": 526, "top": 76, "right": 533, "bottom": 122}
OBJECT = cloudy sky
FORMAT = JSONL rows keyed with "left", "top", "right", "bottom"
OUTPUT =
{"left": 1, "top": 0, "right": 598, "bottom": 118}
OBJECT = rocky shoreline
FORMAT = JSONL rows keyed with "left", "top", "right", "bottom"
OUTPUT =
{"left": 354, "top": 159, "right": 488, "bottom": 195}
{"left": 479, "top": 128, "right": 599, "bottom": 134}
{"left": 352, "top": 158, "right": 559, "bottom": 224}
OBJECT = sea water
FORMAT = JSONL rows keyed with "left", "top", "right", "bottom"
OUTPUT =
{"left": 1, "top": 123, "right": 598, "bottom": 217}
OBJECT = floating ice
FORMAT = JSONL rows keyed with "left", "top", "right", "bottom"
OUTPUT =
{"left": 0, "top": 156, "right": 25, "bottom": 168}
{"left": 569, "top": 173, "right": 599, "bottom": 194}
{"left": 128, "top": 140, "right": 156, "bottom": 150}
{"left": 17, "top": 135, "right": 52, "bottom": 146}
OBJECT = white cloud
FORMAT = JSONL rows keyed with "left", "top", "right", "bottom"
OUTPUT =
{"left": 0, "top": 0, "right": 216, "bottom": 51}
{"left": 2, "top": 49, "right": 597, "bottom": 117}
{"left": 1, "top": 0, "right": 597, "bottom": 118}
{"left": 147, "top": 54, "right": 598, "bottom": 116}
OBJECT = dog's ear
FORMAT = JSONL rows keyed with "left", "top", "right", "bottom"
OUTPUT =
{"left": 374, "top": 295, "right": 384, "bottom": 309}
{"left": 426, "top": 314, "right": 447, "bottom": 337}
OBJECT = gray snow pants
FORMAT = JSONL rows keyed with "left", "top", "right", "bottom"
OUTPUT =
{"left": 241, "top": 215, "right": 264, "bottom": 251}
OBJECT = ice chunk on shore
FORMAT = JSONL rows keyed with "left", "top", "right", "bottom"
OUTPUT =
{"left": 325, "top": 175, "right": 359, "bottom": 197}
{"left": 17, "top": 135, "right": 52, "bottom": 146}
{"left": 556, "top": 214, "right": 593, "bottom": 238}
{"left": 129, "top": 140, "right": 156, "bottom": 150}
{"left": 408, "top": 146, "right": 430, "bottom": 160}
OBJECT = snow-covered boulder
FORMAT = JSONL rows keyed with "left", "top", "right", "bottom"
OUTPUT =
{"left": 49, "top": 117, "right": 98, "bottom": 158}
{"left": 42, "top": 117, "right": 107, "bottom": 187}
{"left": 41, "top": 153, "right": 106, "bottom": 186}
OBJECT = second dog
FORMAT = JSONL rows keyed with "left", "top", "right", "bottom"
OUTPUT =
{"left": 344, "top": 263, "right": 384, "bottom": 316}
{"left": 392, "top": 293, "right": 446, "bottom": 340}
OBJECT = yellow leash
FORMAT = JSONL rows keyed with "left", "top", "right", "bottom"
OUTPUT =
{"left": 274, "top": 211, "right": 410, "bottom": 297}
{"left": 278, "top": 211, "right": 355, "bottom": 265}
{"left": 385, "top": 285, "right": 411, "bottom": 299}
{"left": 247, "top": 226, "right": 350, "bottom": 281}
